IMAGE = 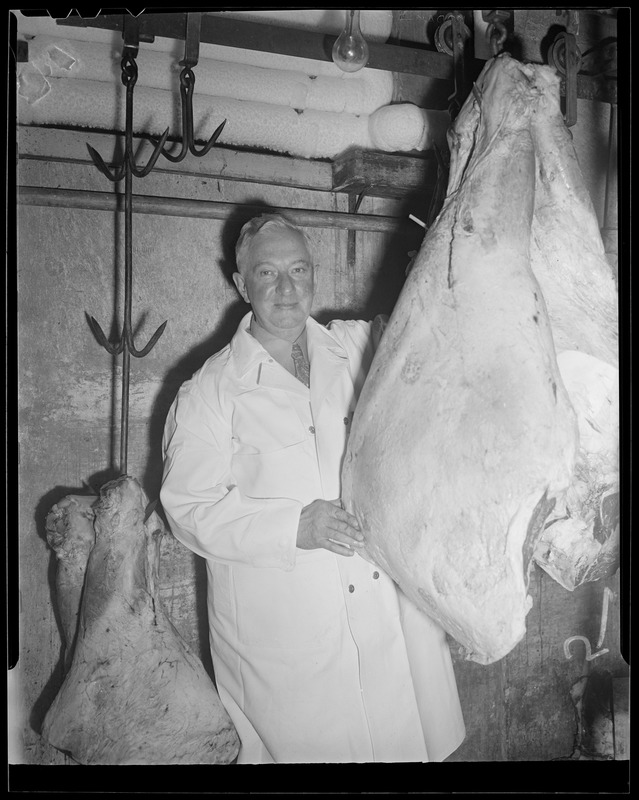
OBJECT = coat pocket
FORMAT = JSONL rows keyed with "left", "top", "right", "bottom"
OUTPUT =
{"left": 233, "top": 441, "right": 318, "bottom": 501}
{"left": 229, "top": 553, "right": 344, "bottom": 650}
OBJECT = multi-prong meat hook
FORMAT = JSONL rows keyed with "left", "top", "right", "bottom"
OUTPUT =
{"left": 85, "top": 18, "right": 170, "bottom": 181}
{"left": 155, "top": 12, "right": 227, "bottom": 162}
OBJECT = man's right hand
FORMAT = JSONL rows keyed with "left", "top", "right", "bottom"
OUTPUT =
{"left": 296, "top": 499, "right": 365, "bottom": 557}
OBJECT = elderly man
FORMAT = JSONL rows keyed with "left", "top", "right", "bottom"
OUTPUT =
{"left": 160, "top": 213, "right": 465, "bottom": 764}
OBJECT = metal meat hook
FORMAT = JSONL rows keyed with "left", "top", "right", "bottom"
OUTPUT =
{"left": 154, "top": 12, "right": 227, "bottom": 162}
{"left": 84, "top": 14, "right": 169, "bottom": 473}
{"left": 436, "top": 11, "right": 471, "bottom": 121}
{"left": 563, "top": 587, "right": 615, "bottom": 662}
{"left": 86, "top": 16, "right": 171, "bottom": 181}
{"left": 86, "top": 14, "right": 168, "bottom": 358}
{"left": 482, "top": 10, "right": 510, "bottom": 57}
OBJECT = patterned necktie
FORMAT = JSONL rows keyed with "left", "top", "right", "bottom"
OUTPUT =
{"left": 291, "top": 342, "right": 310, "bottom": 388}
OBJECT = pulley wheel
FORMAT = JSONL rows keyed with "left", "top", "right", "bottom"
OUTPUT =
{"left": 548, "top": 32, "right": 582, "bottom": 76}
{"left": 434, "top": 14, "right": 471, "bottom": 56}
{"left": 434, "top": 18, "right": 454, "bottom": 56}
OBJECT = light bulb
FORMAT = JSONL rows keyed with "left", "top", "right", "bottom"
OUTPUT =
{"left": 332, "top": 10, "right": 369, "bottom": 73}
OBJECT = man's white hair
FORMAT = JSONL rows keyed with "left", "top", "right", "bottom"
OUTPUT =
{"left": 235, "top": 213, "right": 313, "bottom": 274}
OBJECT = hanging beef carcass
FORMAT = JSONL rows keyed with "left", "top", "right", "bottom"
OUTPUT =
{"left": 342, "top": 54, "right": 618, "bottom": 665}
{"left": 41, "top": 475, "right": 240, "bottom": 764}
{"left": 525, "top": 65, "right": 619, "bottom": 590}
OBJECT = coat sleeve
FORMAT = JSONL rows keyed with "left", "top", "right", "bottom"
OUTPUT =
{"left": 326, "top": 317, "right": 387, "bottom": 399}
{"left": 160, "top": 383, "right": 301, "bottom": 570}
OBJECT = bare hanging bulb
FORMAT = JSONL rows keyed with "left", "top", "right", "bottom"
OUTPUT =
{"left": 332, "top": 10, "right": 369, "bottom": 73}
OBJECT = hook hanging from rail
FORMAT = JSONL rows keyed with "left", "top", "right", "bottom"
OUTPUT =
{"left": 85, "top": 14, "right": 171, "bottom": 474}
{"left": 86, "top": 17, "right": 171, "bottom": 181}
{"left": 482, "top": 10, "right": 510, "bottom": 57}
{"left": 434, "top": 11, "right": 471, "bottom": 121}
{"left": 154, "top": 12, "right": 227, "bottom": 162}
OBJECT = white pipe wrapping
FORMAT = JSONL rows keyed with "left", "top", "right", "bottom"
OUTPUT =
{"left": 17, "top": 77, "right": 373, "bottom": 159}
{"left": 16, "top": 12, "right": 450, "bottom": 159}
{"left": 18, "top": 72, "right": 449, "bottom": 159}
{"left": 15, "top": 11, "right": 389, "bottom": 76}
{"left": 19, "top": 35, "right": 394, "bottom": 115}
{"left": 369, "top": 104, "right": 450, "bottom": 153}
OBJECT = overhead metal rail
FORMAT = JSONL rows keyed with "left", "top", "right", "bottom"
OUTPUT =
{"left": 53, "top": 11, "right": 617, "bottom": 105}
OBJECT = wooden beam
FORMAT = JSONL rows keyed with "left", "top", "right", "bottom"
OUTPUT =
{"left": 333, "top": 149, "right": 436, "bottom": 198}
{"left": 18, "top": 186, "right": 415, "bottom": 233}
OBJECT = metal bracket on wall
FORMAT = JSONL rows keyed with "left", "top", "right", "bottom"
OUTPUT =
{"left": 347, "top": 194, "right": 358, "bottom": 275}
{"left": 346, "top": 184, "right": 382, "bottom": 274}
{"left": 548, "top": 9, "right": 581, "bottom": 127}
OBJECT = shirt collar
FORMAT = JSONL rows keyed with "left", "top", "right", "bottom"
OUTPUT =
{"left": 230, "top": 311, "right": 347, "bottom": 379}
{"left": 249, "top": 315, "right": 308, "bottom": 363}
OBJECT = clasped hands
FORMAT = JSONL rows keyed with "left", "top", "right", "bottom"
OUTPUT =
{"left": 296, "top": 499, "right": 364, "bottom": 557}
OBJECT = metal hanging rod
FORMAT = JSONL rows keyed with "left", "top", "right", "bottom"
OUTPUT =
{"left": 56, "top": 12, "right": 475, "bottom": 80}
{"left": 83, "top": 12, "right": 226, "bottom": 476}
{"left": 54, "top": 12, "right": 617, "bottom": 105}
{"left": 18, "top": 186, "right": 418, "bottom": 234}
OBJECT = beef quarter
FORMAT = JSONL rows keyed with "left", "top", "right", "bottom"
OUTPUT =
{"left": 341, "top": 55, "right": 586, "bottom": 665}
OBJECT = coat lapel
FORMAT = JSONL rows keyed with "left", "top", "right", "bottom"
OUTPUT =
{"left": 307, "top": 319, "right": 350, "bottom": 416}
{"left": 256, "top": 360, "right": 310, "bottom": 398}
{"left": 231, "top": 312, "right": 309, "bottom": 398}
{"left": 231, "top": 313, "right": 351, "bottom": 409}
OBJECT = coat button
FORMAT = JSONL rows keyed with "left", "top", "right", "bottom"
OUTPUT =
{"left": 343, "top": 417, "right": 350, "bottom": 425}
{"left": 348, "top": 584, "right": 355, "bottom": 593}
{"left": 309, "top": 426, "right": 315, "bottom": 434}
{"left": 373, "top": 571, "right": 379, "bottom": 579}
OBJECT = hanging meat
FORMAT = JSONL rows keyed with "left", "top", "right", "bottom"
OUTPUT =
{"left": 342, "top": 53, "right": 618, "bottom": 665}
{"left": 45, "top": 494, "right": 97, "bottom": 672}
{"left": 41, "top": 475, "right": 240, "bottom": 764}
{"left": 526, "top": 65, "right": 619, "bottom": 590}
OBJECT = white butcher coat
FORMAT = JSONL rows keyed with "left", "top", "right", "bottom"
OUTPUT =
{"left": 160, "top": 311, "right": 465, "bottom": 764}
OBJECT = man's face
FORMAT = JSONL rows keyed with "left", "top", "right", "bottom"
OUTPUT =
{"left": 233, "top": 226, "right": 316, "bottom": 340}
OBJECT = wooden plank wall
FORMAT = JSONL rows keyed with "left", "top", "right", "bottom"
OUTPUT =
{"left": 13, "top": 124, "right": 626, "bottom": 770}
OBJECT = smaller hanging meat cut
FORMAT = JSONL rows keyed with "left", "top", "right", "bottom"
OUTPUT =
{"left": 45, "top": 494, "right": 96, "bottom": 671}
{"left": 41, "top": 475, "right": 240, "bottom": 765}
